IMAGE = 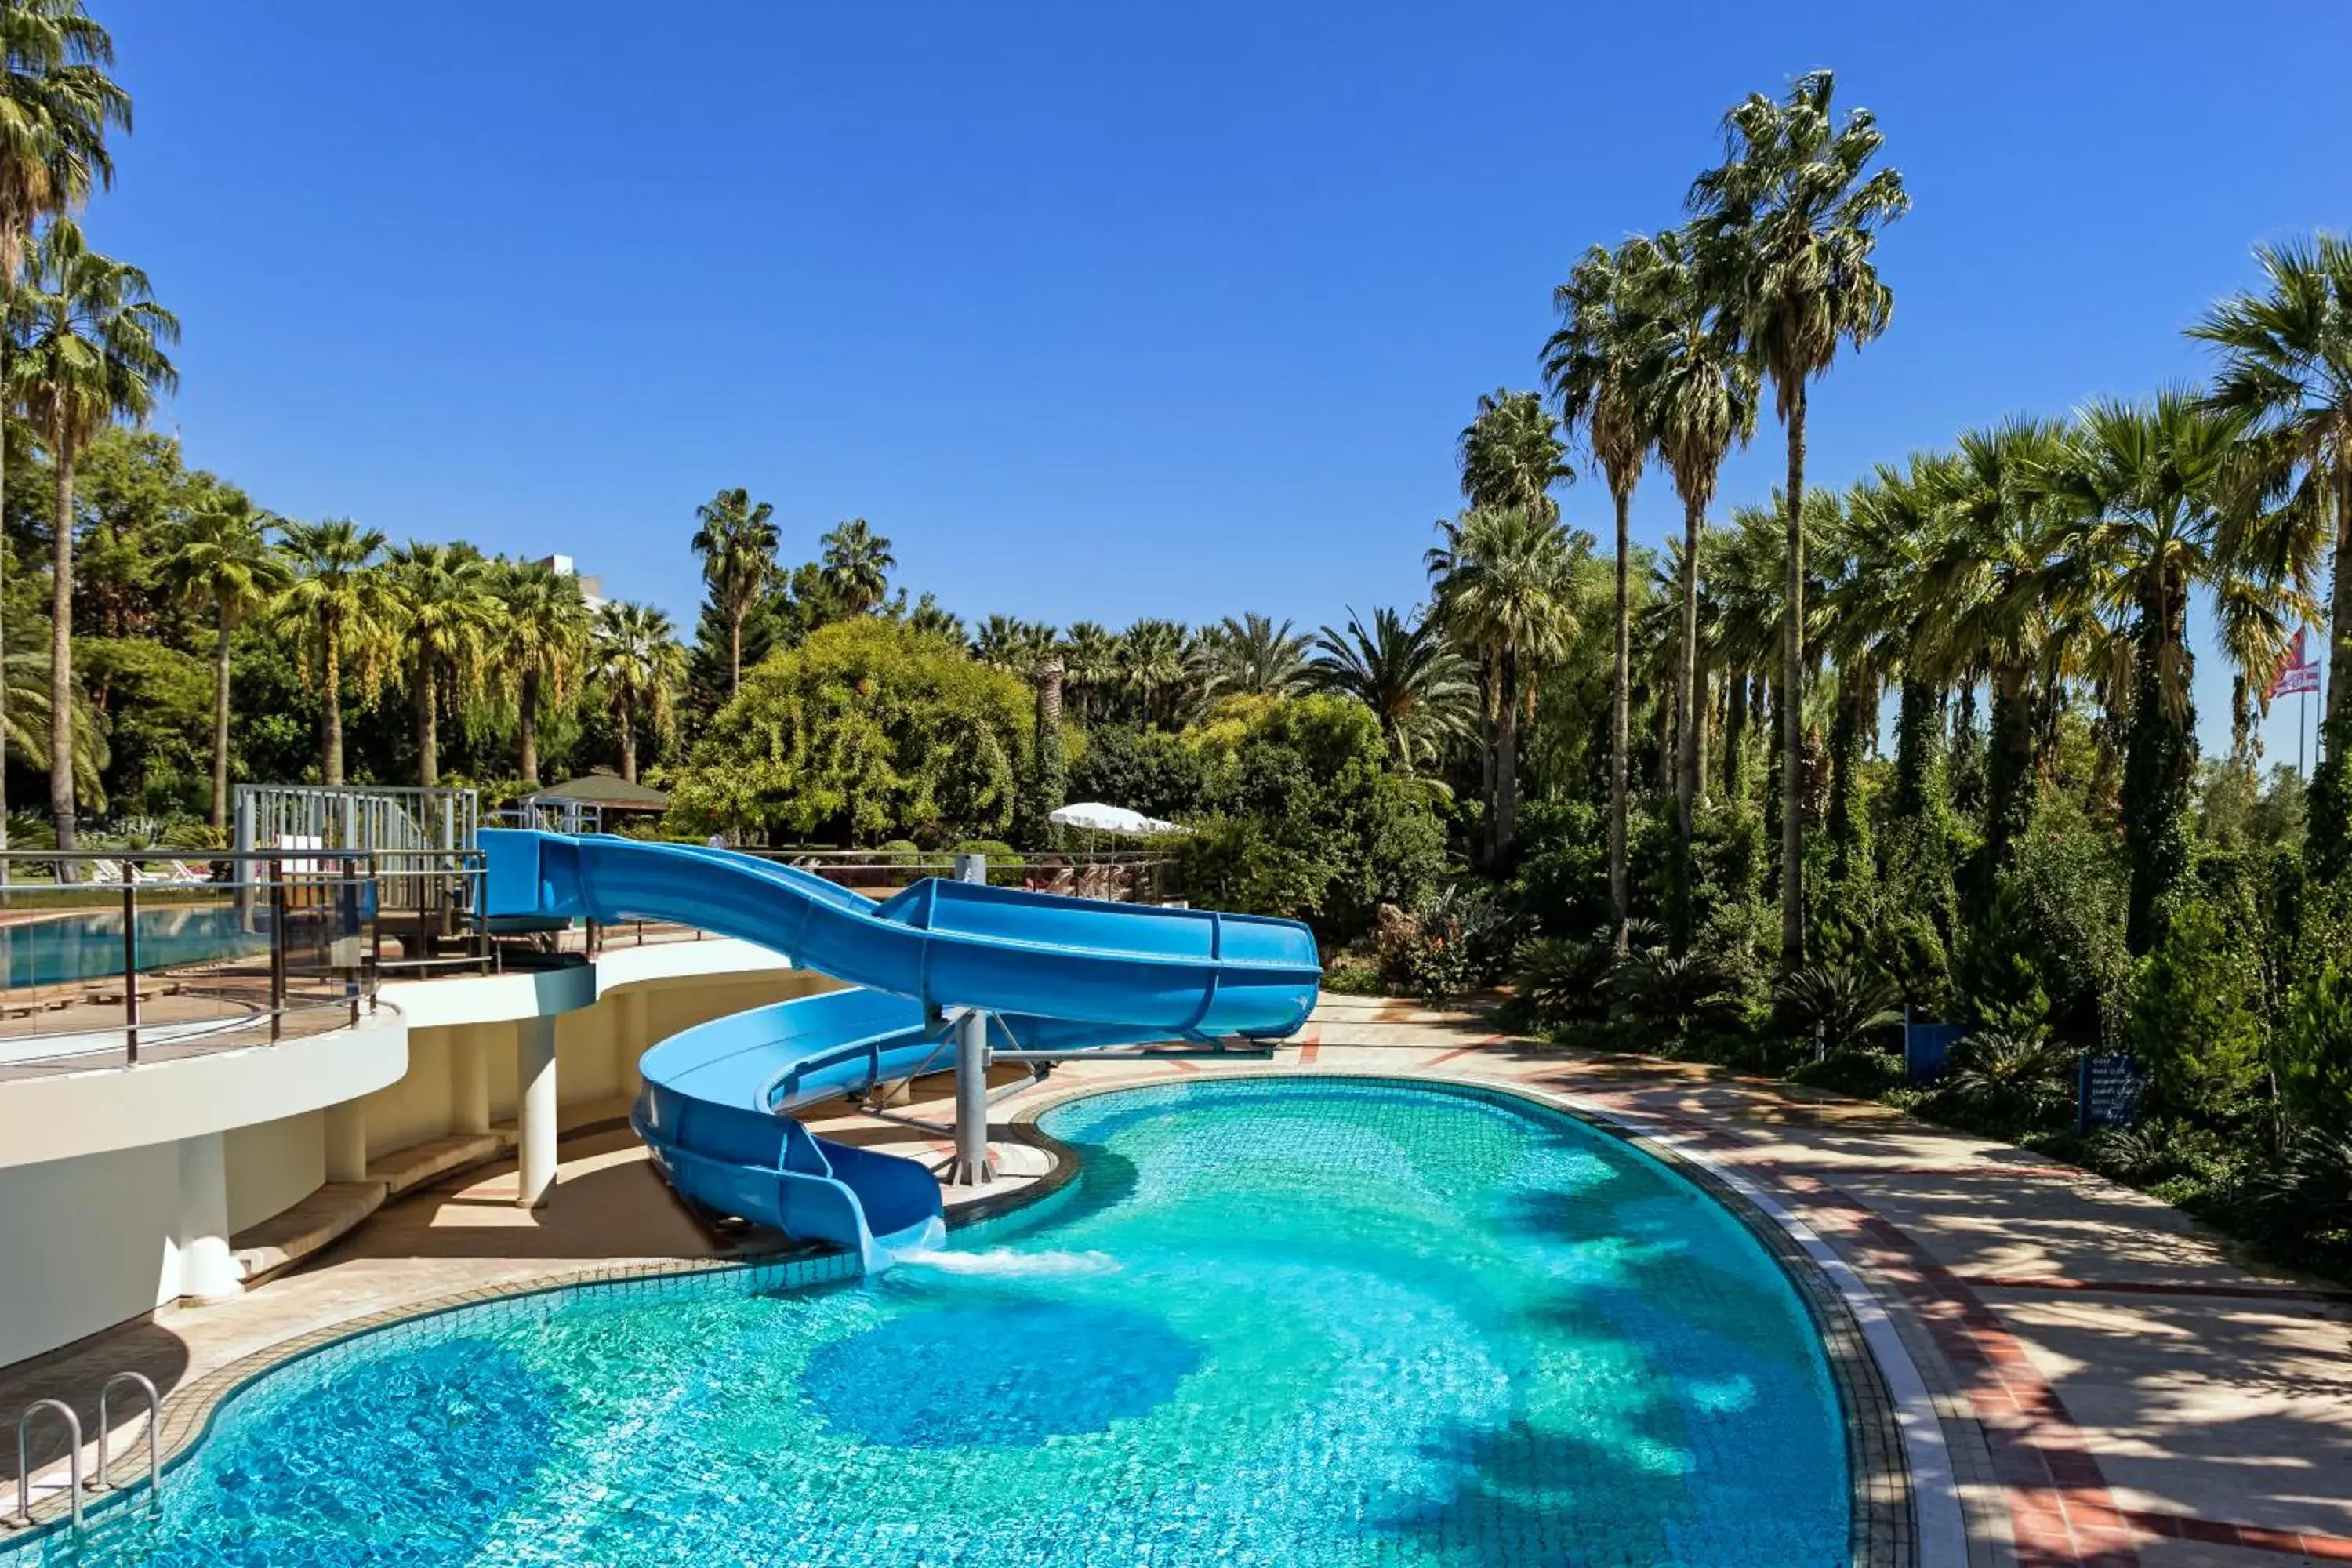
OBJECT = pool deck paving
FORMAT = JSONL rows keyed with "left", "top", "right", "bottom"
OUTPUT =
{"left": 4, "top": 992, "right": 2348, "bottom": 1568}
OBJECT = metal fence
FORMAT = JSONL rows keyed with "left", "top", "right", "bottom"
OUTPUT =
{"left": 0, "top": 845, "right": 1180, "bottom": 1071}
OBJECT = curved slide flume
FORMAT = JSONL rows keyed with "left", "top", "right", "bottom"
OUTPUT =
{"left": 479, "top": 830, "right": 1320, "bottom": 1269}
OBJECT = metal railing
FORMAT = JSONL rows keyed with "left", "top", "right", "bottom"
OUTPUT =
{"left": 0, "top": 849, "right": 437, "bottom": 1072}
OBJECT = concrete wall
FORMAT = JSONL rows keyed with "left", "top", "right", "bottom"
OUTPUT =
{"left": 0, "top": 944, "right": 844, "bottom": 1371}
{"left": 223, "top": 1113, "right": 325, "bottom": 1235}
{"left": 0, "top": 1142, "right": 183, "bottom": 1371}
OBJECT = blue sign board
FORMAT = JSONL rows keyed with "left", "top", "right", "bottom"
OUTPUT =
{"left": 1903, "top": 1016, "right": 1966, "bottom": 1085}
{"left": 2077, "top": 1054, "right": 2145, "bottom": 1133}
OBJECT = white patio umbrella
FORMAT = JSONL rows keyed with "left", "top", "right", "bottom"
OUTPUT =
{"left": 1047, "top": 802, "right": 1185, "bottom": 837}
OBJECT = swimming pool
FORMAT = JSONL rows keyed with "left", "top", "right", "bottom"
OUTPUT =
{"left": 5, "top": 1077, "right": 1852, "bottom": 1566}
{"left": 0, "top": 906, "right": 263, "bottom": 990}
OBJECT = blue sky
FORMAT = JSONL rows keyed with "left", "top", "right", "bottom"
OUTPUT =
{"left": 96, "top": 2, "right": 2352, "bottom": 760}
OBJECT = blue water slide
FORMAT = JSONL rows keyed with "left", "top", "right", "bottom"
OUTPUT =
{"left": 478, "top": 830, "right": 1319, "bottom": 1267}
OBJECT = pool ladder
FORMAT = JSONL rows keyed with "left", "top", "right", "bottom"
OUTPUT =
{"left": 9, "top": 1371, "right": 161, "bottom": 1531}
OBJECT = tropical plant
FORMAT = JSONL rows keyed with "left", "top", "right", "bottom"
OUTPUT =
{"left": 0, "top": 0, "right": 130, "bottom": 845}
{"left": 2190, "top": 234, "right": 2352, "bottom": 876}
{"left": 385, "top": 541, "right": 497, "bottom": 788}
{"left": 1937, "top": 1028, "right": 2076, "bottom": 1128}
{"left": 1060, "top": 619, "right": 1120, "bottom": 723}
{"left": 688, "top": 487, "right": 779, "bottom": 697}
{"left": 2039, "top": 392, "right": 2305, "bottom": 949}
{"left": 593, "top": 598, "right": 683, "bottom": 784}
{"left": 1116, "top": 617, "right": 1191, "bottom": 728}
{"left": 1199, "top": 612, "right": 1313, "bottom": 699}
{"left": 1547, "top": 233, "right": 1670, "bottom": 952}
{"left": 971, "top": 613, "right": 1057, "bottom": 673}
{"left": 1772, "top": 962, "right": 1900, "bottom": 1052}
{"left": 1457, "top": 388, "right": 1570, "bottom": 522}
{"left": 1637, "top": 229, "right": 1758, "bottom": 942}
{"left": 818, "top": 517, "right": 894, "bottom": 616}
{"left": 1688, "top": 68, "right": 1910, "bottom": 967}
{"left": 162, "top": 492, "right": 289, "bottom": 829}
{"left": 267, "top": 519, "right": 394, "bottom": 786}
{"left": 1610, "top": 950, "right": 1743, "bottom": 1047}
{"left": 1309, "top": 605, "right": 1475, "bottom": 775}
{"left": 494, "top": 557, "right": 590, "bottom": 788}
{"left": 1428, "top": 506, "right": 1581, "bottom": 861}
{"left": 13, "top": 215, "right": 176, "bottom": 847}
{"left": 1514, "top": 933, "right": 1617, "bottom": 1023}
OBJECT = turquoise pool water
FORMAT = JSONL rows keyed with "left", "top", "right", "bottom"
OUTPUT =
{"left": 9, "top": 1078, "right": 1849, "bottom": 1566}
{"left": 0, "top": 907, "right": 261, "bottom": 989}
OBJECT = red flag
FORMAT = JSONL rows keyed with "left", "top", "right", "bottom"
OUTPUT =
{"left": 2267, "top": 629, "right": 2321, "bottom": 700}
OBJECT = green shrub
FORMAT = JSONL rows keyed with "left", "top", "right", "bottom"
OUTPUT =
{"left": 2125, "top": 898, "right": 2268, "bottom": 1123}
{"left": 1773, "top": 964, "right": 1902, "bottom": 1054}
{"left": 1933, "top": 1029, "right": 2077, "bottom": 1132}
{"left": 1514, "top": 935, "right": 1616, "bottom": 1025}
{"left": 951, "top": 839, "right": 1024, "bottom": 869}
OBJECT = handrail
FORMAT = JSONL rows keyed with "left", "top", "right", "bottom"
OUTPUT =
{"left": 13, "top": 1399, "right": 82, "bottom": 1529}
{"left": 95, "top": 1372, "right": 160, "bottom": 1504}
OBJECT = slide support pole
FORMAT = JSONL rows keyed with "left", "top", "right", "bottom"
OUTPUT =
{"left": 945, "top": 852, "right": 993, "bottom": 1186}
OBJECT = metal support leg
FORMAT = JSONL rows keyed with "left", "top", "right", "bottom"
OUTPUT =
{"left": 941, "top": 851, "right": 993, "bottom": 1185}
{"left": 943, "top": 1007, "right": 992, "bottom": 1186}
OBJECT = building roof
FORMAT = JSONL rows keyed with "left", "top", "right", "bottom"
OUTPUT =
{"left": 524, "top": 770, "right": 670, "bottom": 811}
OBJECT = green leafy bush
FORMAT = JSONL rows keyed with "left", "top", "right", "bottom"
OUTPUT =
{"left": 1773, "top": 964, "right": 1902, "bottom": 1054}
{"left": 2125, "top": 898, "right": 2269, "bottom": 1123}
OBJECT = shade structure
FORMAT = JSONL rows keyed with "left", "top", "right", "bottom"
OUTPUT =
{"left": 1047, "top": 801, "right": 1185, "bottom": 836}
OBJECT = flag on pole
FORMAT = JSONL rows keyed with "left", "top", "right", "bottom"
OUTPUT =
{"left": 2268, "top": 629, "right": 2321, "bottom": 700}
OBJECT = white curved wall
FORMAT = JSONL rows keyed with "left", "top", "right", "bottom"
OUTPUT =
{"left": 0, "top": 940, "right": 839, "bottom": 1372}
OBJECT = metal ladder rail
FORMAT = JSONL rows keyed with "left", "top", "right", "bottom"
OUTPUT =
{"left": 94, "top": 1373, "right": 160, "bottom": 1506}
{"left": 13, "top": 1399, "right": 82, "bottom": 1530}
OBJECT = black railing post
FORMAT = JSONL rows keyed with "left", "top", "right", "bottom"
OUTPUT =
{"left": 122, "top": 871, "right": 140, "bottom": 1063}
{"left": 269, "top": 858, "right": 289, "bottom": 1041}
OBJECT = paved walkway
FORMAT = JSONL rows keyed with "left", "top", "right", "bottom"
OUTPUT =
{"left": 5, "top": 995, "right": 2348, "bottom": 1567}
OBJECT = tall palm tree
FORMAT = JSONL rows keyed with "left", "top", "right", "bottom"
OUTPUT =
{"left": 1924, "top": 418, "right": 2074, "bottom": 869}
{"left": 1429, "top": 506, "right": 1580, "bottom": 861}
{"left": 972, "top": 613, "right": 1057, "bottom": 673}
{"left": 15, "top": 216, "right": 176, "bottom": 848}
{"left": 495, "top": 557, "right": 590, "bottom": 789}
{"left": 0, "top": 0, "right": 130, "bottom": 850}
{"left": 1547, "top": 234, "right": 1668, "bottom": 950}
{"left": 593, "top": 599, "right": 682, "bottom": 784}
{"left": 1310, "top": 605, "right": 1476, "bottom": 773}
{"left": 818, "top": 517, "right": 895, "bottom": 616}
{"left": 902, "top": 592, "right": 963, "bottom": 642}
{"left": 1118, "top": 618, "right": 1190, "bottom": 728}
{"left": 1457, "top": 389, "right": 1572, "bottom": 522}
{"left": 269, "top": 520, "right": 395, "bottom": 786}
{"left": 1639, "top": 237, "right": 1758, "bottom": 942}
{"left": 1200, "top": 612, "right": 1313, "bottom": 699}
{"left": 1061, "top": 620, "right": 1120, "bottom": 724}
{"left": 2039, "top": 392, "right": 2306, "bottom": 951}
{"left": 387, "top": 541, "right": 496, "bottom": 789}
{"left": 688, "top": 487, "right": 778, "bottom": 697}
{"left": 1689, "top": 68, "right": 1910, "bottom": 968}
{"left": 2190, "top": 234, "right": 2352, "bottom": 872}
{"left": 162, "top": 492, "right": 289, "bottom": 832}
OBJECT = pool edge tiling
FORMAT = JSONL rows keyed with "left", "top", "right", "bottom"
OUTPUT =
{"left": 3, "top": 1072, "right": 1944, "bottom": 1567}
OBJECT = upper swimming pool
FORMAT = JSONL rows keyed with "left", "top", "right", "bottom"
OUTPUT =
{"left": 3, "top": 1076, "right": 1851, "bottom": 1566}
{"left": 0, "top": 906, "right": 262, "bottom": 990}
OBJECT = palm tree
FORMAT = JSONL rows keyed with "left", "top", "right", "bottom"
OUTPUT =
{"left": 387, "top": 541, "right": 496, "bottom": 789}
{"left": 972, "top": 614, "right": 1057, "bottom": 673}
{"left": 1689, "top": 68, "right": 1910, "bottom": 968}
{"left": 1200, "top": 612, "right": 1313, "bottom": 698}
{"left": 1118, "top": 618, "right": 1191, "bottom": 728}
{"left": 1061, "top": 620, "right": 1120, "bottom": 723}
{"left": 0, "top": 0, "right": 130, "bottom": 850}
{"left": 2039, "top": 392, "right": 2306, "bottom": 951}
{"left": 1429, "top": 506, "right": 1580, "bottom": 861}
{"left": 1547, "top": 234, "right": 1668, "bottom": 951}
{"left": 902, "top": 592, "right": 963, "bottom": 642}
{"left": 1924, "top": 418, "right": 2074, "bottom": 869}
{"left": 495, "top": 558, "right": 590, "bottom": 789}
{"left": 1457, "top": 389, "right": 1571, "bottom": 521}
{"left": 2190, "top": 234, "right": 2352, "bottom": 872}
{"left": 1639, "top": 237, "right": 1758, "bottom": 942}
{"left": 162, "top": 492, "right": 289, "bottom": 832}
{"left": 818, "top": 517, "right": 895, "bottom": 616}
{"left": 1310, "top": 605, "right": 1476, "bottom": 772}
{"left": 14, "top": 216, "right": 176, "bottom": 848}
{"left": 593, "top": 599, "right": 682, "bottom": 784}
{"left": 269, "top": 520, "right": 395, "bottom": 786}
{"left": 688, "top": 487, "right": 779, "bottom": 697}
